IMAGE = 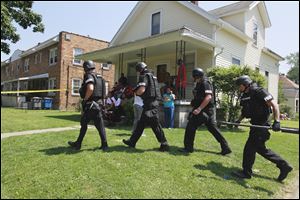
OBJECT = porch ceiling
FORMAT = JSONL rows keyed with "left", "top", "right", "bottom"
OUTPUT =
{"left": 76, "top": 27, "right": 217, "bottom": 63}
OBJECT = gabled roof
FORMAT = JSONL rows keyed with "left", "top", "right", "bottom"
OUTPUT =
{"left": 280, "top": 75, "right": 299, "bottom": 89}
{"left": 209, "top": 1, "right": 271, "bottom": 28}
{"left": 110, "top": 1, "right": 253, "bottom": 46}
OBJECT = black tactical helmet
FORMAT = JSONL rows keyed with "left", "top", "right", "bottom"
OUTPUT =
{"left": 83, "top": 60, "right": 95, "bottom": 71}
{"left": 136, "top": 62, "right": 147, "bottom": 72}
{"left": 235, "top": 75, "right": 252, "bottom": 86}
{"left": 192, "top": 68, "right": 204, "bottom": 78}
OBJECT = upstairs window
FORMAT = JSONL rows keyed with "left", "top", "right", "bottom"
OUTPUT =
{"left": 73, "top": 48, "right": 83, "bottom": 65}
{"left": 265, "top": 71, "right": 269, "bottom": 90}
{"left": 151, "top": 12, "right": 161, "bottom": 36}
{"left": 253, "top": 21, "right": 258, "bottom": 46}
{"left": 49, "top": 48, "right": 58, "bottom": 65}
{"left": 24, "top": 58, "right": 30, "bottom": 72}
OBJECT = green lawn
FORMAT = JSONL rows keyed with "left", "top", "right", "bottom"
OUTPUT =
{"left": 1, "top": 108, "right": 80, "bottom": 133}
{"left": 1, "top": 127, "right": 299, "bottom": 198}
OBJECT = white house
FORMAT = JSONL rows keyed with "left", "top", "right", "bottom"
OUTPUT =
{"left": 77, "top": 1, "right": 284, "bottom": 127}
{"left": 279, "top": 75, "right": 299, "bottom": 117}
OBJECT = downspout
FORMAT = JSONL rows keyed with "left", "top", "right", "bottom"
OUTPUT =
{"left": 212, "top": 23, "right": 224, "bottom": 67}
{"left": 213, "top": 47, "right": 224, "bottom": 67}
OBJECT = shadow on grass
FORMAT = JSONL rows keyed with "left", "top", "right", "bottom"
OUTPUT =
{"left": 194, "top": 161, "right": 274, "bottom": 195}
{"left": 45, "top": 114, "right": 81, "bottom": 122}
{"left": 40, "top": 145, "right": 146, "bottom": 155}
{"left": 113, "top": 132, "right": 132, "bottom": 137}
{"left": 39, "top": 146, "right": 83, "bottom": 155}
{"left": 86, "top": 145, "right": 145, "bottom": 154}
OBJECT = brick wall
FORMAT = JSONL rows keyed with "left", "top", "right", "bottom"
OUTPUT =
{"left": 1, "top": 31, "right": 115, "bottom": 110}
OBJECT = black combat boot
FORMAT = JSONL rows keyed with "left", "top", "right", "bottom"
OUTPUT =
{"left": 220, "top": 147, "right": 232, "bottom": 155}
{"left": 220, "top": 143, "right": 232, "bottom": 155}
{"left": 178, "top": 148, "right": 194, "bottom": 153}
{"left": 68, "top": 141, "right": 81, "bottom": 150}
{"left": 277, "top": 164, "right": 293, "bottom": 182}
{"left": 122, "top": 139, "right": 135, "bottom": 148}
{"left": 232, "top": 170, "right": 251, "bottom": 179}
{"left": 159, "top": 142, "right": 170, "bottom": 152}
{"left": 99, "top": 142, "right": 108, "bottom": 151}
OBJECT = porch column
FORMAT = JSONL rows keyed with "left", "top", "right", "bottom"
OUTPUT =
{"left": 175, "top": 40, "right": 186, "bottom": 100}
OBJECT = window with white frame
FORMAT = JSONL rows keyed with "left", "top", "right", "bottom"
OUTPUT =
{"left": 253, "top": 21, "right": 258, "bottom": 46}
{"left": 6, "top": 67, "right": 9, "bottom": 76}
{"left": 232, "top": 57, "right": 241, "bottom": 65}
{"left": 11, "top": 64, "right": 14, "bottom": 76}
{"left": 73, "top": 48, "right": 83, "bottom": 65}
{"left": 24, "top": 58, "right": 30, "bottom": 72}
{"left": 265, "top": 71, "right": 269, "bottom": 91}
{"left": 34, "top": 53, "right": 39, "bottom": 64}
{"left": 48, "top": 78, "right": 56, "bottom": 96}
{"left": 105, "top": 81, "right": 109, "bottom": 96}
{"left": 72, "top": 79, "right": 82, "bottom": 95}
{"left": 39, "top": 52, "right": 42, "bottom": 63}
{"left": 101, "top": 63, "right": 111, "bottom": 70}
{"left": 296, "top": 99, "right": 299, "bottom": 113}
{"left": 49, "top": 48, "right": 58, "bottom": 65}
{"left": 151, "top": 12, "right": 161, "bottom": 35}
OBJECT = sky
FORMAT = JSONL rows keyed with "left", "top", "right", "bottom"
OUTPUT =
{"left": 1, "top": 1, "right": 299, "bottom": 74}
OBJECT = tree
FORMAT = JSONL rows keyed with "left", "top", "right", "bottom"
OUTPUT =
{"left": 207, "top": 65, "right": 265, "bottom": 122}
{"left": 1, "top": 1, "right": 44, "bottom": 54}
{"left": 286, "top": 52, "right": 299, "bottom": 84}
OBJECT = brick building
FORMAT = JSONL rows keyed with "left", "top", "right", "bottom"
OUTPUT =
{"left": 1, "top": 31, "right": 115, "bottom": 110}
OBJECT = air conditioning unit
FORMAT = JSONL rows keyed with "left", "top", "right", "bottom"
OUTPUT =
{"left": 65, "top": 34, "right": 71, "bottom": 41}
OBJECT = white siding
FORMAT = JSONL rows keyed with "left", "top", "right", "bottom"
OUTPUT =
{"left": 260, "top": 53, "right": 279, "bottom": 102}
{"left": 114, "top": 2, "right": 214, "bottom": 45}
{"left": 221, "top": 12, "right": 245, "bottom": 32}
{"left": 245, "top": 6, "right": 265, "bottom": 48}
{"left": 215, "top": 29, "right": 247, "bottom": 67}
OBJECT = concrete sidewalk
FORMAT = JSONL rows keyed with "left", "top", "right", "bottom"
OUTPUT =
{"left": 1, "top": 126, "right": 86, "bottom": 140}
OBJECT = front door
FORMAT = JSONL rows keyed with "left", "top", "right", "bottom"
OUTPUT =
{"left": 127, "top": 62, "right": 138, "bottom": 87}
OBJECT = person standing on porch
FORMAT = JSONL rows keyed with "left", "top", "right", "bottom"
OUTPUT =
{"left": 163, "top": 87, "right": 176, "bottom": 129}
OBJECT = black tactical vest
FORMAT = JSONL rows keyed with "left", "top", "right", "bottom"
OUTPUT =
{"left": 142, "top": 72, "right": 161, "bottom": 101}
{"left": 191, "top": 79, "right": 214, "bottom": 109}
{"left": 247, "top": 84, "right": 272, "bottom": 123}
{"left": 79, "top": 73, "right": 106, "bottom": 101}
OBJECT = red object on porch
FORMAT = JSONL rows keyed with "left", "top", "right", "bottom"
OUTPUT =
{"left": 176, "top": 63, "right": 187, "bottom": 89}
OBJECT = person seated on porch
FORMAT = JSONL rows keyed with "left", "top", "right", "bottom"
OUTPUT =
{"left": 118, "top": 73, "right": 128, "bottom": 87}
{"left": 105, "top": 91, "right": 125, "bottom": 122}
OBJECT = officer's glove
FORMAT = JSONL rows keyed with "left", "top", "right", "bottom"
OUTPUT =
{"left": 234, "top": 120, "right": 241, "bottom": 128}
{"left": 272, "top": 120, "right": 281, "bottom": 132}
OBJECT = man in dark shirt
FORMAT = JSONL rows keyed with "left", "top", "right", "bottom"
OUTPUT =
{"left": 68, "top": 60, "right": 108, "bottom": 151}
{"left": 122, "top": 62, "right": 169, "bottom": 151}
{"left": 232, "top": 75, "right": 293, "bottom": 182}
{"left": 181, "top": 68, "right": 232, "bottom": 155}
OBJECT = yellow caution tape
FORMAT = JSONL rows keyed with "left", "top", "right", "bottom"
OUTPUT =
{"left": 1, "top": 89, "right": 67, "bottom": 94}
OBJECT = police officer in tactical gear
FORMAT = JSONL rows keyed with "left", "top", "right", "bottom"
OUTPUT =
{"left": 68, "top": 60, "right": 108, "bottom": 151}
{"left": 232, "top": 75, "right": 293, "bottom": 181}
{"left": 180, "top": 68, "right": 232, "bottom": 155}
{"left": 122, "top": 62, "right": 170, "bottom": 151}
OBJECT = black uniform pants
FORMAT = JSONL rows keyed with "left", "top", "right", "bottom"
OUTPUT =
{"left": 242, "top": 126, "right": 290, "bottom": 176}
{"left": 77, "top": 108, "right": 107, "bottom": 145}
{"left": 184, "top": 107, "right": 229, "bottom": 151}
{"left": 129, "top": 107, "right": 168, "bottom": 146}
